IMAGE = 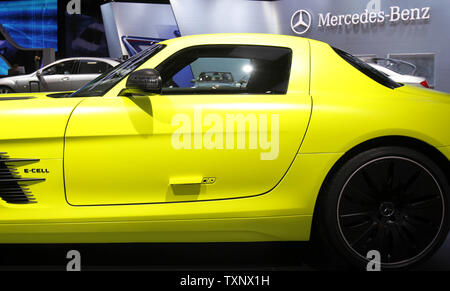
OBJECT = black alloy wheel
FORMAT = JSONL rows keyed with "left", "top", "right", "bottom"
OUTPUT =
{"left": 310, "top": 146, "right": 449, "bottom": 270}
{"left": 337, "top": 156, "right": 445, "bottom": 267}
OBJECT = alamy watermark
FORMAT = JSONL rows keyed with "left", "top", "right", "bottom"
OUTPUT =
{"left": 366, "top": 250, "right": 381, "bottom": 271}
{"left": 66, "top": 250, "right": 81, "bottom": 271}
{"left": 66, "top": 0, "right": 81, "bottom": 15}
{"left": 171, "top": 108, "right": 280, "bottom": 161}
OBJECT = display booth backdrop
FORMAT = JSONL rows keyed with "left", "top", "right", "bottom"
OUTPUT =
{"left": 0, "top": 0, "right": 57, "bottom": 75}
{"left": 0, "top": 0, "right": 447, "bottom": 269}
{"left": 170, "top": 0, "right": 450, "bottom": 93}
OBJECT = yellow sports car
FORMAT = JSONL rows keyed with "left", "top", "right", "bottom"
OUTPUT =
{"left": 0, "top": 34, "right": 448, "bottom": 270}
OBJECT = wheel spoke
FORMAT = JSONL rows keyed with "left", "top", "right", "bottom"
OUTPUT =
{"left": 383, "top": 226, "right": 393, "bottom": 263}
{"left": 344, "top": 219, "right": 372, "bottom": 229}
{"left": 405, "top": 214, "right": 438, "bottom": 229}
{"left": 346, "top": 184, "right": 378, "bottom": 204}
{"left": 401, "top": 170, "right": 422, "bottom": 195}
{"left": 339, "top": 210, "right": 374, "bottom": 229}
{"left": 387, "top": 223, "right": 407, "bottom": 260}
{"left": 340, "top": 210, "right": 374, "bottom": 219}
{"left": 362, "top": 170, "right": 380, "bottom": 194}
{"left": 400, "top": 222, "right": 419, "bottom": 253}
{"left": 350, "top": 222, "right": 377, "bottom": 247}
{"left": 404, "top": 195, "right": 441, "bottom": 209}
{"left": 369, "top": 223, "right": 386, "bottom": 253}
{"left": 383, "top": 161, "right": 395, "bottom": 193}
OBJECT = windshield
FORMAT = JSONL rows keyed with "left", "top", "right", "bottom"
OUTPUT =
{"left": 333, "top": 48, "right": 403, "bottom": 89}
{"left": 70, "top": 44, "right": 165, "bottom": 97}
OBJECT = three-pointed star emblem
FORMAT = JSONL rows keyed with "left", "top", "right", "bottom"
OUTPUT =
{"left": 291, "top": 9, "right": 312, "bottom": 35}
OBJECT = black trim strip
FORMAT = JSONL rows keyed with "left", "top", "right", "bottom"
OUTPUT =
{"left": 0, "top": 97, "right": 35, "bottom": 101}
{"left": 0, "top": 158, "right": 41, "bottom": 163}
{"left": 0, "top": 178, "right": 46, "bottom": 183}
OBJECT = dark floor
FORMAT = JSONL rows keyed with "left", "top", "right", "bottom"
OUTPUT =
{"left": 0, "top": 242, "right": 309, "bottom": 271}
{"left": 419, "top": 234, "right": 450, "bottom": 270}
{"left": 0, "top": 234, "right": 448, "bottom": 271}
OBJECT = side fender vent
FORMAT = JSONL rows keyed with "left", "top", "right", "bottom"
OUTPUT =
{"left": 0, "top": 152, "right": 45, "bottom": 204}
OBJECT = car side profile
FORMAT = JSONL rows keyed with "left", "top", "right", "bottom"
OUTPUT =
{"left": 0, "top": 34, "right": 448, "bottom": 270}
{"left": 0, "top": 57, "right": 120, "bottom": 94}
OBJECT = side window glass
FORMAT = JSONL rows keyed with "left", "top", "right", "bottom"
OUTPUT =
{"left": 42, "top": 61, "right": 75, "bottom": 76}
{"left": 41, "top": 64, "right": 57, "bottom": 76}
{"left": 167, "top": 58, "right": 248, "bottom": 90}
{"left": 78, "top": 61, "right": 111, "bottom": 74}
{"left": 156, "top": 45, "right": 292, "bottom": 95}
{"left": 170, "top": 65, "right": 195, "bottom": 88}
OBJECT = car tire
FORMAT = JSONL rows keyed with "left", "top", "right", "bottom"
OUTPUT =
{"left": 0, "top": 86, "right": 14, "bottom": 94}
{"left": 309, "top": 146, "right": 449, "bottom": 270}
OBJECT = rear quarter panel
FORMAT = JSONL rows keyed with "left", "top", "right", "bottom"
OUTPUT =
{"left": 301, "top": 40, "right": 450, "bottom": 154}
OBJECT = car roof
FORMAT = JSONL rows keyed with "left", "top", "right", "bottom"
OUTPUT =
{"left": 51, "top": 57, "right": 120, "bottom": 66}
{"left": 159, "top": 33, "right": 311, "bottom": 47}
{"left": 368, "top": 63, "right": 425, "bottom": 83}
{"left": 368, "top": 63, "right": 398, "bottom": 75}
{"left": 368, "top": 63, "right": 418, "bottom": 78}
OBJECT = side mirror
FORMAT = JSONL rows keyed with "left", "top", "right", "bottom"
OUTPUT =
{"left": 36, "top": 70, "right": 42, "bottom": 77}
{"left": 125, "top": 69, "right": 162, "bottom": 95}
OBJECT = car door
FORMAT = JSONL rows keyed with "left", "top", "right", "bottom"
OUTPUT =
{"left": 40, "top": 60, "right": 77, "bottom": 91}
{"left": 64, "top": 43, "right": 311, "bottom": 206}
{"left": 13, "top": 74, "right": 39, "bottom": 93}
{"left": 71, "top": 60, "right": 113, "bottom": 90}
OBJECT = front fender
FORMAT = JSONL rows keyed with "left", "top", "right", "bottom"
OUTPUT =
{"left": 0, "top": 78, "right": 17, "bottom": 89}
{"left": 0, "top": 94, "right": 84, "bottom": 159}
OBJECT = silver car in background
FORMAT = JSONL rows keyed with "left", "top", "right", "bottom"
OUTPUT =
{"left": 359, "top": 57, "right": 431, "bottom": 89}
{"left": 0, "top": 57, "right": 120, "bottom": 94}
{"left": 193, "top": 72, "right": 236, "bottom": 89}
{"left": 368, "top": 63, "right": 431, "bottom": 88}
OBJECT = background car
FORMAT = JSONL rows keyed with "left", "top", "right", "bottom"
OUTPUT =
{"left": 368, "top": 63, "right": 430, "bottom": 88}
{"left": 367, "top": 57, "right": 418, "bottom": 75}
{"left": 193, "top": 71, "right": 236, "bottom": 88}
{"left": 0, "top": 57, "right": 120, "bottom": 94}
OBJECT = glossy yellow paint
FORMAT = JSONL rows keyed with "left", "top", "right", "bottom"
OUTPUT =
{"left": 0, "top": 33, "right": 448, "bottom": 243}
{"left": 64, "top": 94, "right": 311, "bottom": 205}
{"left": 301, "top": 39, "right": 450, "bottom": 155}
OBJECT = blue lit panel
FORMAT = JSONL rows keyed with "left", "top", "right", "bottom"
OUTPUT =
{"left": 0, "top": 0, "right": 57, "bottom": 50}
{"left": 0, "top": 56, "right": 9, "bottom": 75}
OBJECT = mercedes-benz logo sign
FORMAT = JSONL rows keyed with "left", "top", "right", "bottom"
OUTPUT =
{"left": 291, "top": 9, "right": 312, "bottom": 35}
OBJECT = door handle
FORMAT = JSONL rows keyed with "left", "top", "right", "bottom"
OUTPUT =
{"left": 169, "top": 177, "right": 216, "bottom": 185}
{"left": 169, "top": 177, "right": 203, "bottom": 185}
{"left": 61, "top": 77, "right": 70, "bottom": 81}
